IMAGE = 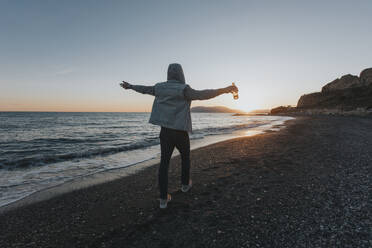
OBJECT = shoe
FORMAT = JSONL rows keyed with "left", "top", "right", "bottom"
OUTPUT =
{"left": 159, "top": 194, "right": 171, "bottom": 209}
{"left": 181, "top": 179, "right": 192, "bottom": 193}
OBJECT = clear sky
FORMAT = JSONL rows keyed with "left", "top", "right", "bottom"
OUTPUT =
{"left": 1, "top": 0, "right": 372, "bottom": 112}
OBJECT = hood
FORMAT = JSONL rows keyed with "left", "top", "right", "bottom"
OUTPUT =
{"left": 167, "top": 63, "right": 185, "bottom": 83}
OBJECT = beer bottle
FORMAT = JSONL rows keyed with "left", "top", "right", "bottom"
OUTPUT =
{"left": 232, "top": 82, "right": 239, "bottom": 100}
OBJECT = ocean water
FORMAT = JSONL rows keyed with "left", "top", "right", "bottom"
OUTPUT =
{"left": 0, "top": 112, "right": 292, "bottom": 207}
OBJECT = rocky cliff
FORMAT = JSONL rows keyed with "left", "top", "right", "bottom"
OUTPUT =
{"left": 297, "top": 68, "right": 372, "bottom": 110}
{"left": 320, "top": 68, "right": 372, "bottom": 92}
{"left": 321, "top": 74, "right": 361, "bottom": 92}
{"left": 271, "top": 67, "right": 372, "bottom": 115}
{"left": 297, "top": 85, "right": 372, "bottom": 110}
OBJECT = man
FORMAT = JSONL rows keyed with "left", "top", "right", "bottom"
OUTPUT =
{"left": 120, "top": 63, "right": 238, "bottom": 208}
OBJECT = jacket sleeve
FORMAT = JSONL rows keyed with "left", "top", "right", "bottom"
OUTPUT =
{"left": 130, "top": 85, "right": 155, "bottom": 96}
{"left": 184, "top": 85, "right": 228, "bottom": 100}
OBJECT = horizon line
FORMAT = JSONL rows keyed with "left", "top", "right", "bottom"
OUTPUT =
{"left": 0, "top": 110, "right": 152, "bottom": 113}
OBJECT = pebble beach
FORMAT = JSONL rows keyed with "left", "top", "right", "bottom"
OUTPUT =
{"left": 1, "top": 116, "right": 371, "bottom": 247}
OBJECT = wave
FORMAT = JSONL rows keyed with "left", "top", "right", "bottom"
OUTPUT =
{"left": 0, "top": 120, "right": 272, "bottom": 170}
{"left": 0, "top": 138, "right": 160, "bottom": 170}
{"left": 0, "top": 137, "right": 115, "bottom": 146}
{"left": 192, "top": 122, "right": 264, "bottom": 136}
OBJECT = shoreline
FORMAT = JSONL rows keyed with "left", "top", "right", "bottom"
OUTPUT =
{"left": 0, "top": 117, "right": 291, "bottom": 213}
{"left": 1, "top": 116, "right": 371, "bottom": 247}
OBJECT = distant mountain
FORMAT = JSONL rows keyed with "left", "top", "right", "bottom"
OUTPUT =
{"left": 191, "top": 106, "right": 245, "bottom": 114}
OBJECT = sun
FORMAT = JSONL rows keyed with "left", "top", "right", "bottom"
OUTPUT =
{"left": 232, "top": 98, "right": 264, "bottom": 113}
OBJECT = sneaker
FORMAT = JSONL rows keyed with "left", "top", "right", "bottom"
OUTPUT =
{"left": 181, "top": 179, "right": 192, "bottom": 193}
{"left": 159, "top": 194, "right": 171, "bottom": 209}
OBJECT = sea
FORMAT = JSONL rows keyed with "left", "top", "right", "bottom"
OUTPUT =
{"left": 0, "top": 112, "right": 292, "bottom": 208}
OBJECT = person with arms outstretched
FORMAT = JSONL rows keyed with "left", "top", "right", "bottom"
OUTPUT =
{"left": 120, "top": 63, "right": 238, "bottom": 209}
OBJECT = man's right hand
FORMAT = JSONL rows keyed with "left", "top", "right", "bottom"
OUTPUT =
{"left": 120, "top": 81, "right": 132, "bottom": 89}
{"left": 225, "top": 84, "right": 238, "bottom": 93}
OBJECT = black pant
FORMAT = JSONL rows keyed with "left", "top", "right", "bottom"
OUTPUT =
{"left": 159, "top": 127, "right": 190, "bottom": 199}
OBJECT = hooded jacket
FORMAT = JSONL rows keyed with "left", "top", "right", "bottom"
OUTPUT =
{"left": 131, "top": 63, "right": 229, "bottom": 132}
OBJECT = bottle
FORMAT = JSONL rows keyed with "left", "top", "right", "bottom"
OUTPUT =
{"left": 232, "top": 82, "right": 239, "bottom": 100}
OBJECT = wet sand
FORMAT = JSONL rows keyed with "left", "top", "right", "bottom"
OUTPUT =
{"left": 1, "top": 116, "right": 371, "bottom": 247}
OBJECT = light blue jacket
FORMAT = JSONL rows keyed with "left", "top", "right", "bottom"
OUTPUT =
{"left": 131, "top": 64, "right": 229, "bottom": 132}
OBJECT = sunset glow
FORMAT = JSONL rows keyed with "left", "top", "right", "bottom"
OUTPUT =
{"left": 1, "top": 1, "right": 372, "bottom": 112}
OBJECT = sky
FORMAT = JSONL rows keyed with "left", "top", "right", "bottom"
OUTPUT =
{"left": 1, "top": 0, "right": 372, "bottom": 112}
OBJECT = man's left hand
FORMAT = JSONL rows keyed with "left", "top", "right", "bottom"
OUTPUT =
{"left": 120, "top": 81, "right": 132, "bottom": 89}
